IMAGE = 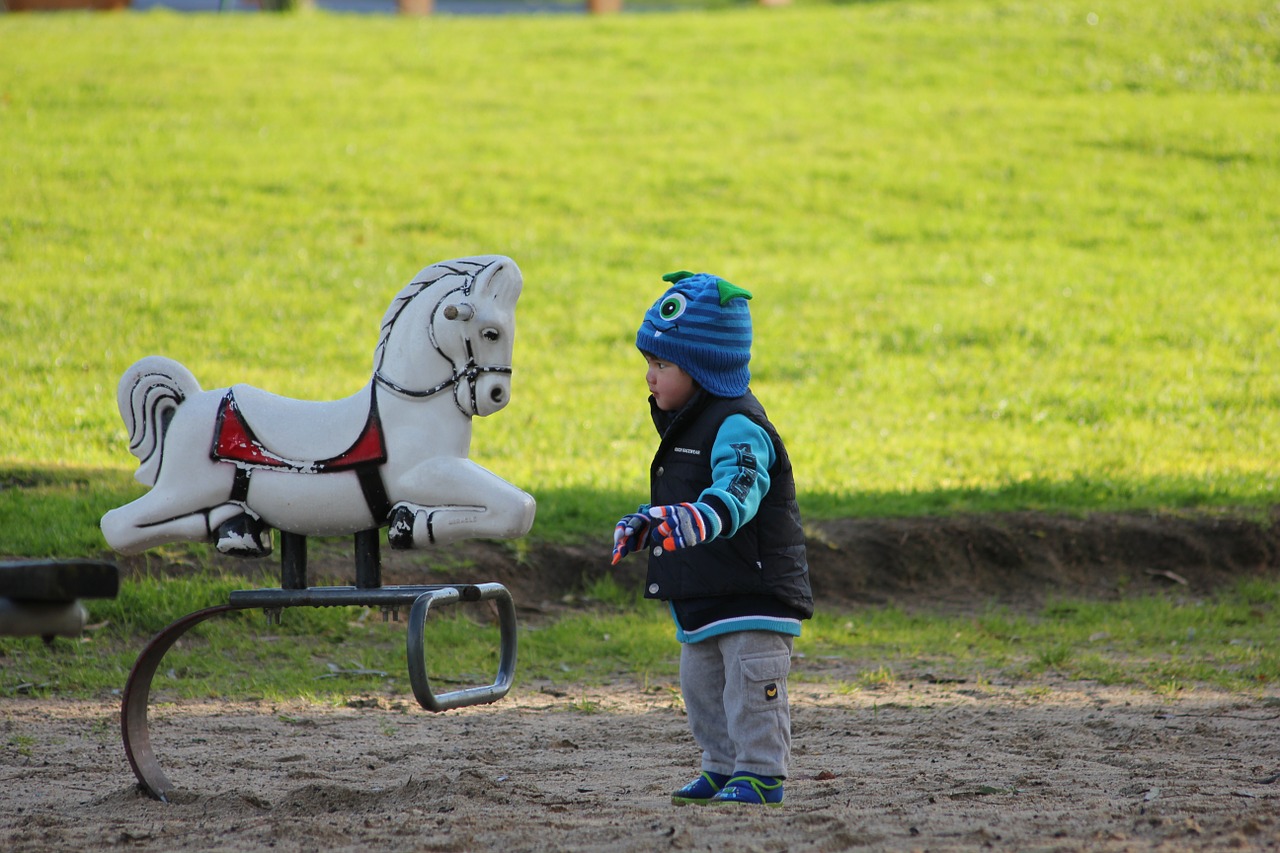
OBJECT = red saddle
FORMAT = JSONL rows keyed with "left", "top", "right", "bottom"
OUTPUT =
{"left": 211, "top": 389, "right": 387, "bottom": 473}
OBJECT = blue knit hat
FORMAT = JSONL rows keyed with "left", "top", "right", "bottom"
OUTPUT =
{"left": 636, "top": 270, "right": 753, "bottom": 398}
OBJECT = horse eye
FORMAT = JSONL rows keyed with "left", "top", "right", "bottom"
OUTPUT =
{"left": 482, "top": 328, "right": 500, "bottom": 342}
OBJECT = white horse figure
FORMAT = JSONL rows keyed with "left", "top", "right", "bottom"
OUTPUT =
{"left": 101, "top": 256, "right": 536, "bottom": 557}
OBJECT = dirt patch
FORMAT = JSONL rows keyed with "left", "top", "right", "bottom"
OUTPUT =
{"left": 4, "top": 509, "right": 1280, "bottom": 851}
{"left": 800, "top": 508, "right": 1280, "bottom": 612}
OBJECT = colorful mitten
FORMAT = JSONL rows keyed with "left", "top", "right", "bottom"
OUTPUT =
{"left": 611, "top": 513, "right": 652, "bottom": 565}
{"left": 648, "top": 503, "right": 714, "bottom": 554}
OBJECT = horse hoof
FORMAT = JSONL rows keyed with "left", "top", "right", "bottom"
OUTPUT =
{"left": 387, "top": 506, "right": 415, "bottom": 550}
{"left": 215, "top": 515, "right": 273, "bottom": 558}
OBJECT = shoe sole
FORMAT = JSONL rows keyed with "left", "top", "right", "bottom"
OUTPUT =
{"left": 671, "top": 796, "right": 714, "bottom": 806}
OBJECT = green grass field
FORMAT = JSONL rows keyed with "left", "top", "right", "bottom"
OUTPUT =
{"left": 1, "top": 0, "right": 1278, "bottom": 698}
{"left": 2, "top": 0, "right": 1278, "bottom": 557}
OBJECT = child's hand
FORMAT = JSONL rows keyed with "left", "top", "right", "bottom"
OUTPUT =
{"left": 611, "top": 513, "right": 652, "bottom": 565}
{"left": 648, "top": 503, "right": 712, "bottom": 554}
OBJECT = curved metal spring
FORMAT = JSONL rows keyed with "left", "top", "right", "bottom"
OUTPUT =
{"left": 121, "top": 583, "right": 518, "bottom": 802}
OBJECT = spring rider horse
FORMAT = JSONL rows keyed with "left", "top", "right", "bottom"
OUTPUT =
{"left": 101, "top": 255, "right": 536, "bottom": 801}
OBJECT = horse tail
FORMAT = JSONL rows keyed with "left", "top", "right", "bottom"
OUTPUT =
{"left": 116, "top": 356, "right": 202, "bottom": 487}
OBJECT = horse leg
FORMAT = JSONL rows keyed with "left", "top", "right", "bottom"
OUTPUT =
{"left": 211, "top": 507, "right": 272, "bottom": 557}
{"left": 101, "top": 494, "right": 252, "bottom": 556}
{"left": 386, "top": 459, "right": 536, "bottom": 549}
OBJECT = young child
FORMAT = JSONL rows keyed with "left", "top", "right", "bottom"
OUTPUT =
{"left": 611, "top": 270, "right": 813, "bottom": 807}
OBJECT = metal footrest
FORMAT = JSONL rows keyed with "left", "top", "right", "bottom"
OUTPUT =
{"left": 407, "top": 583, "right": 517, "bottom": 712}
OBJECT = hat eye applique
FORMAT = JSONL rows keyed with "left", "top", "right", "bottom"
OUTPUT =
{"left": 658, "top": 292, "right": 688, "bottom": 322}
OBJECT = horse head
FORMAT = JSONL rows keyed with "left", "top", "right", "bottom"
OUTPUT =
{"left": 373, "top": 256, "right": 522, "bottom": 417}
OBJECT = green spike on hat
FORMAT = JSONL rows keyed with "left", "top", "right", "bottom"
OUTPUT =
{"left": 717, "top": 279, "right": 753, "bottom": 307}
{"left": 662, "top": 270, "right": 753, "bottom": 307}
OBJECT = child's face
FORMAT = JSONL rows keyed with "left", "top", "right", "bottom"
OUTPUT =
{"left": 645, "top": 354, "right": 697, "bottom": 412}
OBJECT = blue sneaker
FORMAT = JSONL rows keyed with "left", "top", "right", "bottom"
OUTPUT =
{"left": 710, "top": 772, "right": 785, "bottom": 806}
{"left": 671, "top": 771, "right": 730, "bottom": 806}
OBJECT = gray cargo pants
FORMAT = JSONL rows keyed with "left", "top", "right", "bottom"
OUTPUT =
{"left": 680, "top": 631, "right": 794, "bottom": 779}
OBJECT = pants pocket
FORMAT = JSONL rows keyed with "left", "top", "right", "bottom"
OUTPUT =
{"left": 740, "top": 652, "right": 790, "bottom": 713}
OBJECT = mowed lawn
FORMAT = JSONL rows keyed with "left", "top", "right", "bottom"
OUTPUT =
{"left": 1, "top": 0, "right": 1277, "bottom": 554}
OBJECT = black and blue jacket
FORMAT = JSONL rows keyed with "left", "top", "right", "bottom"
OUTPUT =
{"left": 643, "top": 389, "right": 813, "bottom": 643}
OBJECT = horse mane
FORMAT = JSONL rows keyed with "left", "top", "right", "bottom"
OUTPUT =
{"left": 371, "top": 257, "right": 520, "bottom": 376}
{"left": 372, "top": 260, "right": 481, "bottom": 373}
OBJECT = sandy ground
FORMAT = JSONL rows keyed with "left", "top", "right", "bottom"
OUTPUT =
{"left": 5, "top": 510, "right": 1280, "bottom": 850}
{"left": 3, "top": 674, "right": 1279, "bottom": 852}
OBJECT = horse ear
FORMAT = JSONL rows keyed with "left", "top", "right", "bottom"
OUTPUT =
{"left": 477, "top": 259, "right": 523, "bottom": 308}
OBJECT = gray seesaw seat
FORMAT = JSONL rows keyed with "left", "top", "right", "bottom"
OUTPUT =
{"left": 0, "top": 559, "right": 121, "bottom": 640}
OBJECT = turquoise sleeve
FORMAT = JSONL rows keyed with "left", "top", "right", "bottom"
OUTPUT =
{"left": 697, "top": 414, "right": 776, "bottom": 539}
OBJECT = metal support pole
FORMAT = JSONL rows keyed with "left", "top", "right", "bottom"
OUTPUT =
{"left": 355, "top": 528, "right": 381, "bottom": 589}
{"left": 280, "top": 532, "right": 307, "bottom": 590}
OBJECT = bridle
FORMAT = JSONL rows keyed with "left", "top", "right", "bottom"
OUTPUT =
{"left": 374, "top": 336, "right": 512, "bottom": 413}
{"left": 373, "top": 283, "right": 513, "bottom": 416}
